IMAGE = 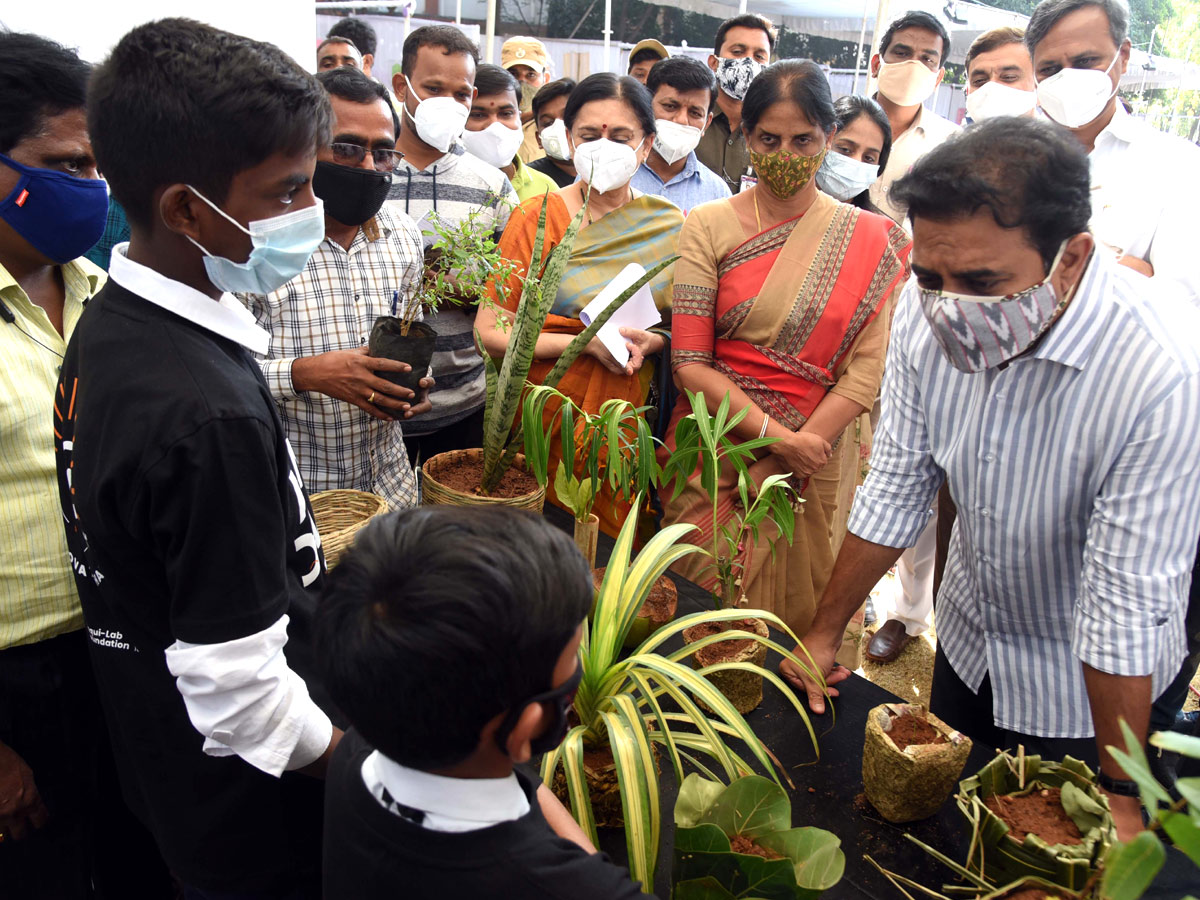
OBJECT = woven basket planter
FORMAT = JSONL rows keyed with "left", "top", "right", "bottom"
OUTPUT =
{"left": 956, "top": 752, "right": 1114, "bottom": 892}
{"left": 310, "top": 489, "right": 389, "bottom": 568}
{"left": 862, "top": 703, "right": 973, "bottom": 823}
{"left": 421, "top": 449, "right": 545, "bottom": 512}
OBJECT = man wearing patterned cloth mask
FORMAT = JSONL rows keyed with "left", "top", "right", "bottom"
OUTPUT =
{"left": 695, "top": 13, "right": 776, "bottom": 195}
{"left": 782, "top": 116, "right": 1200, "bottom": 842}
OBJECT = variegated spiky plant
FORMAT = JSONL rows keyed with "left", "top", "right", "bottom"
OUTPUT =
{"left": 475, "top": 190, "right": 677, "bottom": 494}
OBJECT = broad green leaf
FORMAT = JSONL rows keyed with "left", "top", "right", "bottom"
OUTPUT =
{"left": 1100, "top": 831, "right": 1166, "bottom": 900}
{"left": 676, "top": 774, "right": 728, "bottom": 828}
{"left": 1175, "top": 777, "right": 1200, "bottom": 817}
{"left": 676, "top": 822, "right": 734, "bottom": 853}
{"left": 1061, "top": 779, "right": 1107, "bottom": 834}
{"left": 1108, "top": 719, "right": 1173, "bottom": 810}
{"left": 1148, "top": 730, "right": 1200, "bottom": 758}
{"left": 699, "top": 775, "right": 791, "bottom": 839}
{"left": 755, "top": 826, "right": 845, "bottom": 891}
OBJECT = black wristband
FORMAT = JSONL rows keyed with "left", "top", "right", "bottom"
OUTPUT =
{"left": 1097, "top": 769, "right": 1140, "bottom": 797}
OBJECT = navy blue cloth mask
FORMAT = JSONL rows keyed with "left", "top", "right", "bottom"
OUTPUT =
{"left": 0, "top": 153, "right": 109, "bottom": 265}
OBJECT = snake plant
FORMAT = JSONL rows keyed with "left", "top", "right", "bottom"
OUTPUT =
{"left": 539, "top": 500, "right": 829, "bottom": 891}
{"left": 476, "top": 191, "right": 678, "bottom": 494}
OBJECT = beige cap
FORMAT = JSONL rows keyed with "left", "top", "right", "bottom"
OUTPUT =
{"left": 501, "top": 36, "right": 551, "bottom": 73}
{"left": 628, "top": 39, "right": 669, "bottom": 68}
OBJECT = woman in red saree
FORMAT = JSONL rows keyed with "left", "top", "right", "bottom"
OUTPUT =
{"left": 662, "top": 61, "right": 911, "bottom": 667}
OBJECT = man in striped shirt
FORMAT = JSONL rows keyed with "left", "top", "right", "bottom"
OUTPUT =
{"left": 387, "top": 25, "right": 518, "bottom": 465}
{"left": 244, "top": 67, "right": 430, "bottom": 510}
{"left": 781, "top": 117, "right": 1200, "bottom": 839}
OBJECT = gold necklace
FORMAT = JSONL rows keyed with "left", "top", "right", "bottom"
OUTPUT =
{"left": 753, "top": 188, "right": 763, "bottom": 233}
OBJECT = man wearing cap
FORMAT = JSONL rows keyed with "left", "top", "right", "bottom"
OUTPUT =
{"left": 501, "top": 36, "right": 552, "bottom": 164}
{"left": 628, "top": 39, "right": 668, "bottom": 83}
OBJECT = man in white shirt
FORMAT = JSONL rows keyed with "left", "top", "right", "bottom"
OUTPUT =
{"left": 868, "top": 11, "right": 960, "bottom": 227}
{"left": 1028, "top": 0, "right": 1200, "bottom": 306}
{"left": 782, "top": 116, "right": 1200, "bottom": 841}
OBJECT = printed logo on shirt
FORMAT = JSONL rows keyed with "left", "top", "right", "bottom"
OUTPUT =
{"left": 285, "top": 438, "right": 324, "bottom": 588}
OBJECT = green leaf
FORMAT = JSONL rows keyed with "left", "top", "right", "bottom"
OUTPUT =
{"left": 1061, "top": 779, "right": 1107, "bottom": 834}
{"left": 1148, "top": 730, "right": 1200, "bottom": 758}
{"left": 676, "top": 822, "right": 734, "bottom": 854}
{"left": 1100, "top": 831, "right": 1166, "bottom": 900}
{"left": 699, "top": 775, "right": 791, "bottom": 839}
{"left": 676, "top": 774, "right": 728, "bottom": 828}
{"left": 1175, "top": 777, "right": 1200, "bottom": 816}
{"left": 1108, "top": 719, "right": 1174, "bottom": 810}
{"left": 1159, "top": 810, "right": 1200, "bottom": 867}
{"left": 756, "top": 827, "right": 845, "bottom": 891}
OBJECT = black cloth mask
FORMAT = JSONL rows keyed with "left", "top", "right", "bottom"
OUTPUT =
{"left": 494, "top": 663, "right": 583, "bottom": 757}
{"left": 312, "top": 160, "right": 391, "bottom": 226}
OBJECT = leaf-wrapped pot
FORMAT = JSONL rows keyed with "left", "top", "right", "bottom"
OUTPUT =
{"left": 682, "top": 616, "right": 769, "bottom": 715}
{"left": 673, "top": 773, "right": 845, "bottom": 900}
{"left": 368, "top": 316, "right": 436, "bottom": 396}
{"left": 862, "top": 703, "right": 972, "bottom": 823}
{"left": 956, "top": 751, "right": 1115, "bottom": 891}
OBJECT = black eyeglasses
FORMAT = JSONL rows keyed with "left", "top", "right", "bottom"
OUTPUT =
{"left": 330, "top": 142, "right": 405, "bottom": 173}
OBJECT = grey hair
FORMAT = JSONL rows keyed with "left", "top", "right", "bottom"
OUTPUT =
{"left": 1026, "top": 0, "right": 1129, "bottom": 53}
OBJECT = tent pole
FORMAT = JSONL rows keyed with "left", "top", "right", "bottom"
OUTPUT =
{"left": 603, "top": 0, "right": 612, "bottom": 72}
{"left": 866, "top": 0, "right": 890, "bottom": 95}
{"left": 485, "top": 0, "right": 497, "bottom": 62}
{"left": 852, "top": 0, "right": 869, "bottom": 93}
{"left": 738, "top": 0, "right": 747, "bottom": 12}
{"left": 455, "top": 0, "right": 462, "bottom": 25}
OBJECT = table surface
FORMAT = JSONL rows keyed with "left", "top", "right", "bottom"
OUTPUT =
{"left": 542, "top": 506, "right": 1197, "bottom": 899}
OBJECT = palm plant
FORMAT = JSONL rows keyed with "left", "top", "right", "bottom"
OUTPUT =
{"left": 540, "top": 500, "right": 829, "bottom": 891}
{"left": 659, "top": 390, "right": 799, "bottom": 610}
{"left": 475, "top": 193, "right": 676, "bottom": 495}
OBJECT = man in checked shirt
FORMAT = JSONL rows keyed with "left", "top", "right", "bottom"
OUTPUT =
{"left": 243, "top": 67, "right": 433, "bottom": 509}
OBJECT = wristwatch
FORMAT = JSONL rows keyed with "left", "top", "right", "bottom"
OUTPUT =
{"left": 1097, "top": 769, "right": 1140, "bottom": 797}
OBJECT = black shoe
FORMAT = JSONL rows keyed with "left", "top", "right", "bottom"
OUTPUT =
{"left": 864, "top": 597, "right": 877, "bottom": 627}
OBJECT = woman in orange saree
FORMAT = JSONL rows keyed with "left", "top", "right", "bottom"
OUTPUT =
{"left": 476, "top": 73, "right": 682, "bottom": 537}
{"left": 662, "top": 61, "right": 911, "bottom": 668}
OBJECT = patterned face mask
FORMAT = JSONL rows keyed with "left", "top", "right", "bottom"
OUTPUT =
{"left": 714, "top": 56, "right": 765, "bottom": 102}
{"left": 749, "top": 146, "right": 827, "bottom": 199}
{"left": 918, "top": 242, "right": 1070, "bottom": 373}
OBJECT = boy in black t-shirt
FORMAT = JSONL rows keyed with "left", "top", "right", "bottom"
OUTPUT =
{"left": 53, "top": 19, "right": 341, "bottom": 898}
{"left": 315, "top": 508, "right": 655, "bottom": 899}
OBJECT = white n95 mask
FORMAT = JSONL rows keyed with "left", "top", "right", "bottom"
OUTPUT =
{"left": 540, "top": 119, "right": 571, "bottom": 161}
{"left": 461, "top": 121, "right": 525, "bottom": 169}
{"left": 572, "top": 138, "right": 643, "bottom": 194}
{"left": 403, "top": 76, "right": 470, "bottom": 153}
{"left": 652, "top": 119, "right": 703, "bottom": 165}
{"left": 966, "top": 81, "right": 1037, "bottom": 121}
{"left": 1036, "top": 54, "right": 1120, "bottom": 129}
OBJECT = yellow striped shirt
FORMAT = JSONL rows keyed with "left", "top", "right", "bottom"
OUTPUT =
{"left": 1, "top": 257, "right": 104, "bottom": 649}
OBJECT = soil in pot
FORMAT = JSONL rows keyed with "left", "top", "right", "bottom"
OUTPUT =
{"left": 888, "top": 712, "right": 948, "bottom": 750}
{"left": 549, "top": 741, "right": 661, "bottom": 829}
{"left": 729, "top": 834, "right": 783, "bottom": 860}
{"left": 985, "top": 789, "right": 1083, "bottom": 846}
{"left": 682, "top": 618, "right": 769, "bottom": 715}
{"left": 369, "top": 317, "right": 436, "bottom": 397}
{"left": 431, "top": 454, "right": 540, "bottom": 499}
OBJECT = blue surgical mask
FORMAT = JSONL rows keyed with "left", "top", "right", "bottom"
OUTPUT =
{"left": 185, "top": 186, "right": 325, "bottom": 294}
{"left": 0, "top": 152, "right": 109, "bottom": 265}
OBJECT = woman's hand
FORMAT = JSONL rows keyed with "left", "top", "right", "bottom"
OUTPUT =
{"left": 769, "top": 430, "right": 832, "bottom": 478}
{"left": 620, "top": 328, "right": 665, "bottom": 375}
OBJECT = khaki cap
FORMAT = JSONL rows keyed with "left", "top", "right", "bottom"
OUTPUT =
{"left": 501, "top": 36, "right": 550, "bottom": 73}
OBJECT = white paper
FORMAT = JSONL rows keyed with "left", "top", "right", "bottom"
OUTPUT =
{"left": 578, "top": 263, "right": 662, "bottom": 368}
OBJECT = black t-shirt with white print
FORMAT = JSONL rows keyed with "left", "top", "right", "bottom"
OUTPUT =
{"left": 54, "top": 279, "right": 327, "bottom": 893}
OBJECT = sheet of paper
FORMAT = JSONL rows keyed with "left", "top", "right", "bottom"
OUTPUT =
{"left": 578, "top": 262, "right": 662, "bottom": 368}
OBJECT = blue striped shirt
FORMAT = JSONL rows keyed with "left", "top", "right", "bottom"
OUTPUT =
{"left": 630, "top": 152, "right": 731, "bottom": 215}
{"left": 849, "top": 252, "right": 1200, "bottom": 738}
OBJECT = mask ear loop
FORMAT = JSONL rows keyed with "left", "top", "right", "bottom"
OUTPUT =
{"left": 185, "top": 184, "right": 252, "bottom": 237}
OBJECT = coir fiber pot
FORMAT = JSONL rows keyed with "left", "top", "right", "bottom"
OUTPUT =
{"left": 550, "top": 739, "right": 661, "bottom": 829}
{"left": 421, "top": 449, "right": 545, "bottom": 512}
{"left": 591, "top": 567, "right": 678, "bottom": 649}
{"left": 956, "top": 752, "right": 1114, "bottom": 892}
{"left": 369, "top": 316, "right": 436, "bottom": 397}
{"left": 862, "top": 702, "right": 972, "bottom": 823}
{"left": 681, "top": 616, "right": 769, "bottom": 715}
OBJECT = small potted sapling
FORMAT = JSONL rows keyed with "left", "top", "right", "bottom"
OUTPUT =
{"left": 660, "top": 390, "right": 800, "bottom": 714}
{"left": 369, "top": 207, "right": 518, "bottom": 397}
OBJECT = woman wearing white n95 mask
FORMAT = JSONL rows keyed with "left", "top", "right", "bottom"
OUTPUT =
{"left": 816, "top": 95, "right": 892, "bottom": 215}
{"left": 474, "top": 72, "right": 682, "bottom": 537}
